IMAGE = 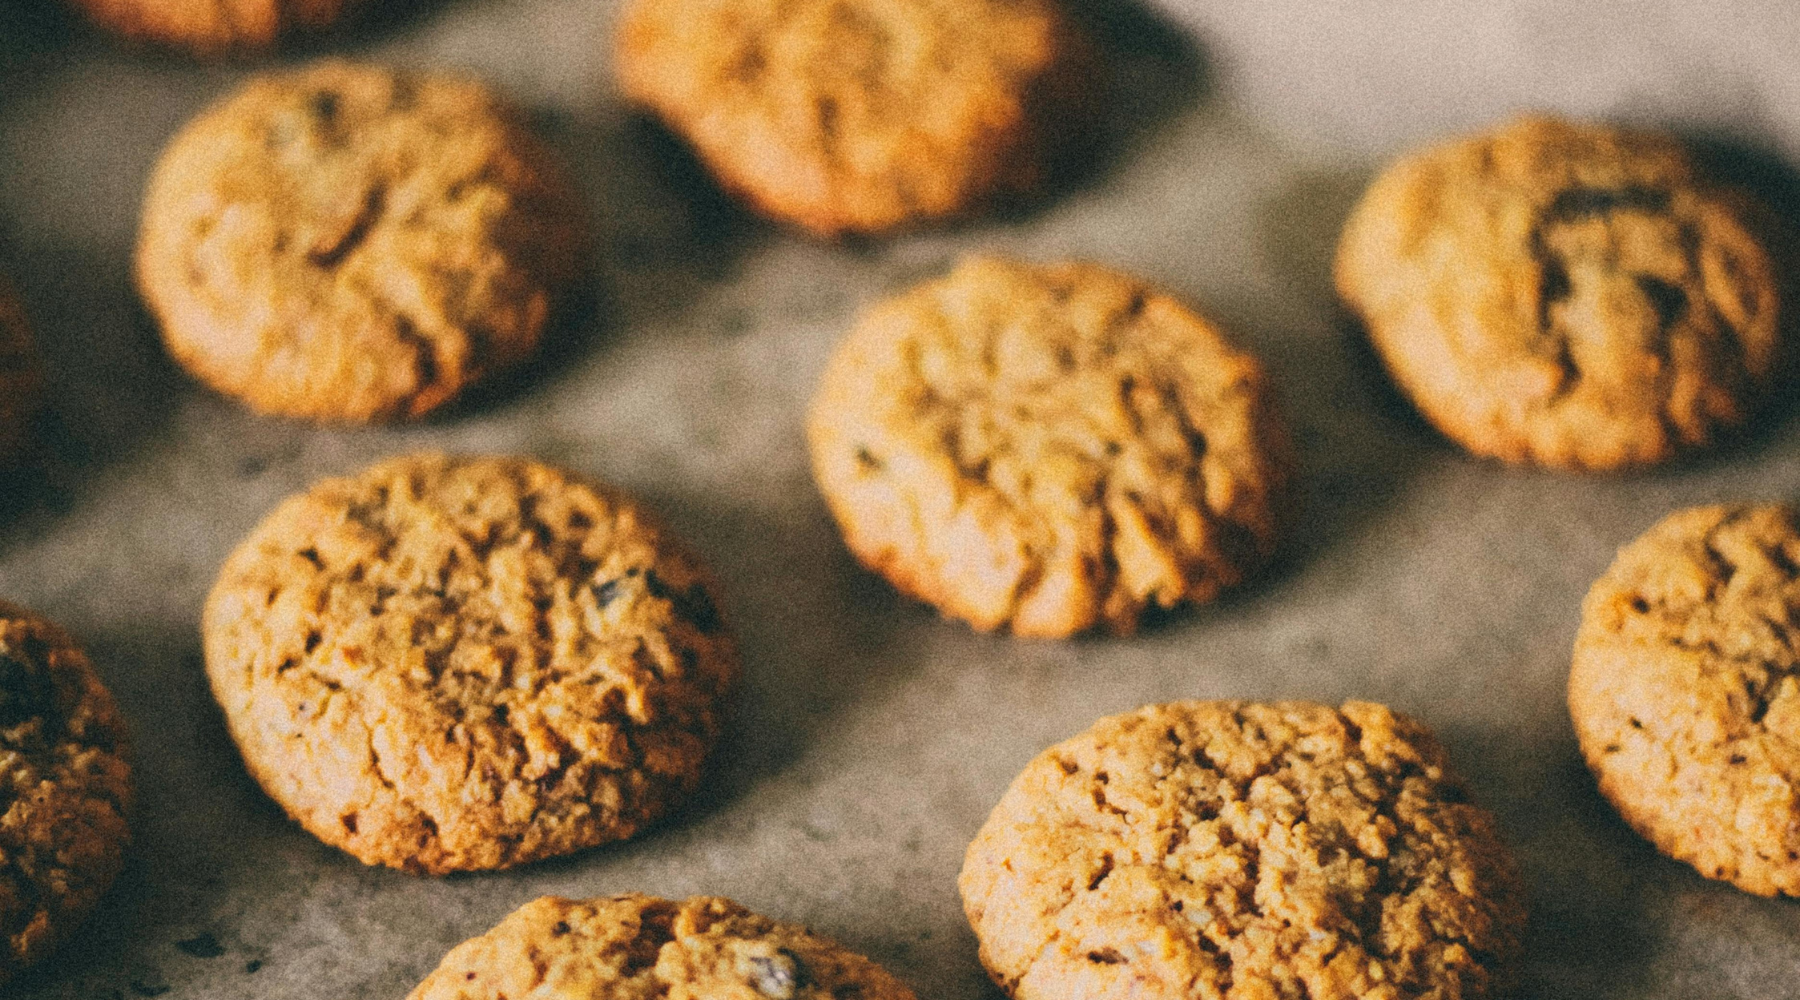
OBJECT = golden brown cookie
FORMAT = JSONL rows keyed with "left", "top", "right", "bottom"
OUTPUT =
{"left": 1570, "top": 503, "right": 1800, "bottom": 896}
{"left": 0, "top": 280, "right": 38, "bottom": 465}
{"left": 202, "top": 453, "right": 738, "bottom": 874}
{"left": 137, "top": 61, "right": 586, "bottom": 423}
{"left": 0, "top": 602, "right": 133, "bottom": 989}
{"left": 615, "top": 0, "right": 1091, "bottom": 236}
{"left": 807, "top": 256, "right": 1290, "bottom": 638}
{"left": 961, "top": 700, "right": 1525, "bottom": 1000}
{"left": 71, "top": 0, "right": 359, "bottom": 55}
{"left": 408, "top": 894, "right": 918, "bottom": 1000}
{"left": 1335, "top": 115, "right": 1782, "bottom": 471}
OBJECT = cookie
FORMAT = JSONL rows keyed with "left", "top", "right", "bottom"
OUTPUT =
{"left": 807, "top": 256, "right": 1290, "bottom": 638}
{"left": 202, "top": 453, "right": 738, "bottom": 874}
{"left": 615, "top": 0, "right": 1091, "bottom": 236}
{"left": 1570, "top": 503, "right": 1800, "bottom": 896}
{"left": 960, "top": 700, "right": 1525, "bottom": 1000}
{"left": 408, "top": 894, "right": 918, "bottom": 1000}
{"left": 71, "top": 0, "right": 359, "bottom": 55}
{"left": 0, "top": 602, "right": 133, "bottom": 988}
{"left": 137, "top": 61, "right": 586, "bottom": 423}
{"left": 1335, "top": 115, "right": 1782, "bottom": 471}
{"left": 0, "top": 280, "right": 38, "bottom": 465}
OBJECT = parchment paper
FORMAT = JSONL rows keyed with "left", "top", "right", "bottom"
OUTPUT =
{"left": 2, "top": 1, "right": 1799, "bottom": 996}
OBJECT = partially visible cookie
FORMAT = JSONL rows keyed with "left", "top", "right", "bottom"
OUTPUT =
{"left": 72, "top": 0, "right": 360, "bottom": 55}
{"left": 1571, "top": 503, "right": 1800, "bottom": 896}
{"left": 202, "top": 453, "right": 738, "bottom": 874}
{"left": 960, "top": 700, "right": 1525, "bottom": 1000}
{"left": 1335, "top": 115, "right": 1782, "bottom": 471}
{"left": 0, "top": 281, "right": 38, "bottom": 465}
{"left": 137, "top": 61, "right": 586, "bottom": 423}
{"left": 807, "top": 255, "right": 1290, "bottom": 638}
{"left": 0, "top": 602, "right": 133, "bottom": 989}
{"left": 408, "top": 894, "right": 918, "bottom": 1000}
{"left": 616, "top": 0, "right": 1091, "bottom": 236}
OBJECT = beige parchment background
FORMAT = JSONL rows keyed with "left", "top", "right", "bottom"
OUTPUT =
{"left": 2, "top": 0, "right": 1799, "bottom": 996}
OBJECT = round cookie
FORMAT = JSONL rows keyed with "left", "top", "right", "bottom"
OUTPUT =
{"left": 72, "top": 0, "right": 359, "bottom": 55}
{"left": 960, "top": 700, "right": 1525, "bottom": 1000}
{"left": 0, "top": 602, "right": 133, "bottom": 988}
{"left": 1570, "top": 503, "right": 1800, "bottom": 896}
{"left": 137, "top": 61, "right": 587, "bottom": 423}
{"left": 0, "top": 280, "right": 38, "bottom": 465}
{"left": 202, "top": 453, "right": 738, "bottom": 874}
{"left": 615, "top": 0, "right": 1091, "bottom": 236}
{"left": 807, "top": 256, "right": 1290, "bottom": 638}
{"left": 1335, "top": 115, "right": 1781, "bottom": 471}
{"left": 408, "top": 894, "right": 918, "bottom": 1000}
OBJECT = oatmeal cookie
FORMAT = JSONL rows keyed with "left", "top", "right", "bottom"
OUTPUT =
{"left": 72, "top": 0, "right": 360, "bottom": 55}
{"left": 0, "top": 281, "right": 37, "bottom": 465}
{"left": 0, "top": 602, "right": 133, "bottom": 988}
{"left": 615, "top": 0, "right": 1091, "bottom": 235}
{"left": 1571, "top": 503, "right": 1800, "bottom": 896}
{"left": 202, "top": 454, "right": 738, "bottom": 874}
{"left": 960, "top": 700, "right": 1525, "bottom": 1000}
{"left": 408, "top": 894, "right": 917, "bottom": 1000}
{"left": 137, "top": 61, "right": 586, "bottom": 423}
{"left": 807, "top": 256, "right": 1290, "bottom": 638}
{"left": 1335, "top": 115, "right": 1781, "bottom": 470}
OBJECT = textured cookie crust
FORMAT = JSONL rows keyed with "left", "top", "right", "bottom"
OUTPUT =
{"left": 202, "top": 454, "right": 738, "bottom": 874}
{"left": 1571, "top": 503, "right": 1800, "bottom": 896}
{"left": 408, "top": 894, "right": 918, "bottom": 1000}
{"left": 808, "top": 256, "right": 1291, "bottom": 638}
{"left": 960, "top": 700, "right": 1525, "bottom": 1000}
{"left": 137, "top": 61, "right": 586, "bottom": 423}
{"left": 1335, "top": 115, "right": 1781, "bottom": 471}
{"left": 0, "top": 602, "right": 133, "bottom": 988}
{"left": 616, "top": 0, "right": 1089, "bottom": 235}
{"left": 0, "top": 282, "right": 38, "bottom": 465}
{"left": 72, "top": 0, "right": 358, "bottom": 55}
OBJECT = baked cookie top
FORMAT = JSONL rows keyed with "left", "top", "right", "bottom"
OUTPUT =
{"left": 807, "top": 256, "right": 1290, "bottom": 638}
{"left": 408, "top": 894, "right": 918, "bottom": 1000}
{"left": 202, "top": 454, "right": 738, "bottom": 874}
{"left": 1571, "top": 503, "right": 1800, "bottom": 897}
{"left": 616, "top": 0, "right": 1087, "bottom": 235}
{"left": 0, "top": 281, "right": 37, "bottom": 465}
{"left": 1335, "top": 115, "right": 1781, "bottom": 471}
{"left": 960, "top": 700, "right": 1525, "bottom": 1000}
{"left": 0, "top": 602, "right": 133, "bottom": 988}
{"left": 137, "top": 61, "right": 586, "bottom": 423}
{"left": 72, "top": 0, "right": 359, "bottom": 55}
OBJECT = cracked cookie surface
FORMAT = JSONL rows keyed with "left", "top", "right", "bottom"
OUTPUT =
{"left": 408, "top": 894, "right": 918, "bottom": 1000}
{"left": 0, "top": 281, "right": 37, "bottom": 466}
{"left": 137, "top": 61, "right": 586, "bottom": 423}
{"left": 72, "top": 0, "right": 360, "bottom": 55}
{"left": 0, "top": 602, "right": 133, "bottom": 988}
{"left": 1335, "top": 115, "right": 1781, "bottom": 471}
{"left": 202, "top": 453, "right": 738, "bottom": 874}
{"left": 1571, "top": 503, "right": 1800, "bottom": 896}
{"left": 960, "top": 700, "right": 1525, "bottom": 1000}
{"left": 807, "top": 256, "right": 1290, "bottom": 638}
{"left": 616, "top": 0, "right": 1089, "bottom": 235}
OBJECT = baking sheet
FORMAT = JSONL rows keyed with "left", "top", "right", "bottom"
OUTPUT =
{"left": 3, "top": 0, "right": 1800, "bottom": 996}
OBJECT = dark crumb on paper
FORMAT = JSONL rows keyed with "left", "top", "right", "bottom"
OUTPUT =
{"left": 176, "top": 932, "right": 226, "bottom": 958}
{"left": 128, "top": 981, "right": 171, "bottom": 997}
{"left": 246, "top": 959, "right": 264, "bottom": 974}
